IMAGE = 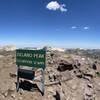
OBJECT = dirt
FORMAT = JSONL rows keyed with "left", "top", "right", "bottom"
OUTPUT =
{"left": 0, "top": 50, "right": 100, "bottom": 100}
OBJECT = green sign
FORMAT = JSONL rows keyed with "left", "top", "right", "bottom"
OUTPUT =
{"left": 16, "top": 49, "right": 46, "bottom": 69}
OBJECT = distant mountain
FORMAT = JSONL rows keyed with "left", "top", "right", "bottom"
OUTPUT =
{"left": 65, "top": 48, "right": 100, "bottom": 59}
{"left": 0, "top": 45, "right": 16, "bottom": 51}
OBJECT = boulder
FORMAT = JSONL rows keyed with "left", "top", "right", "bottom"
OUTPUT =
{"left": 57, "top": 60, "right": 73, "bottom": 72}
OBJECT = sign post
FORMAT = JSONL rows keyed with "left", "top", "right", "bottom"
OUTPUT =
{"left": 16, "top": 49, "right": 46, "bottom": 95}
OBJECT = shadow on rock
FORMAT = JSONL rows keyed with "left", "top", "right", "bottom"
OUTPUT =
{"left": 16, "top": 80, "right": 39, "bottom": 92}
{"left": 53, "top": 91, "right": 61, "bottom": 100}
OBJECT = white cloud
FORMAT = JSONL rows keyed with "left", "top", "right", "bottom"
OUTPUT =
{"left": 46, "top": 1, "right": 67, "bottom": 12}
{"left": 60, "top": 4, "right": 67, "bottom": 12}
{"left": 84, "top": 27, "right": 89, "bottom": 30}
{"left": 71, "top": 26, "right": 77, "bottom": 29}
{"left": 70, "top": 26, "right": 90, "bottom": 30}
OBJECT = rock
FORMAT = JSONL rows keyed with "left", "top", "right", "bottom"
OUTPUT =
{"left": 10, "top": 83, "right": 16, "bottom": 91}
{"left": 67, "top": 78, "right": 78, "bottom": 90}
{"left": 19, "top": 96, "right": 23, "bottom": 100}
{"left": 84, "top": 85, "right": 95, "bottom": 100}
{"left": 11, "top": 94, "right": 16, "bottom": 99}
{"left": 84, "top": 70, "right": 95, "bottom": 77}
{"left": 53, "top": 91, "right": 61, "bottom": 100}
{"left": 60, "top": 71, "right": 72, "bottom": 80}
{"left": 65, "top": 95, "right": 71, "bottom": 100}
{"left": 9, "top": 73, "right": 17, "bottom": 78}
{"left": 72, "top": 98, "right": 76, "bottom": 100}
{"left": 47, "top": 94, "right": 56, "bottom": 100}
{"left": 1, "top": 94, "right": 5, "bottom": 98}
{"left": 87, "top": 83, "right": 93, "bottom": 88}
{"left": 74, "top": 69, "right": 83, "bottom": 78}
{"left": 83, "top": 76, "right": 92, "bottom": 81}
{"left": 49, "top": 73, "right": 55, "bottom": 82}
{"left": 47, "top": 87, "right": 55, "bottom": 93}
{"left": 50, "top": 53, "right": 55, "bottom": 58}
{"left": 3, "top": 91, "right": 8, "bottom": 97}
{"left": 19, "top": 89, "right": 24, "bottom": 95}
{"left": 0, "top": 55, "right": 4, "bottom": 58}
{"left": 82, "top": 69, "right": 96, "bottom": 81}
{"left": 92, "top": 63, "right": 97, "bottom": 70}
{"left": 57, "top": 60, "right": 73, "bottom": 72}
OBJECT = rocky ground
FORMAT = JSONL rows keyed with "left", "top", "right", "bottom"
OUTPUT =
{"left": 0, "top": 50, "right": 100, "bottom": 100}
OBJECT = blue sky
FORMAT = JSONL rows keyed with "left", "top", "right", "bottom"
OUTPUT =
{"left": 0, "top": 0, "right": 100, "bottom": 48}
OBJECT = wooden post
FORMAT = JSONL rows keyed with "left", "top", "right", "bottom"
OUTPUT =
{"left": 16, "top": 65, "right": 20, "bottom": 92}
{"left": 37, "top": 69, "right": 45, "bottom": 96}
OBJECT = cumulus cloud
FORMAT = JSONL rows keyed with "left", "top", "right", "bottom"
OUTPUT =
{"left": 84, "top": 27, "right": 89, "bottom": 30}
{"left": 46, "top": 1, "right": 67, "bottom": 12}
